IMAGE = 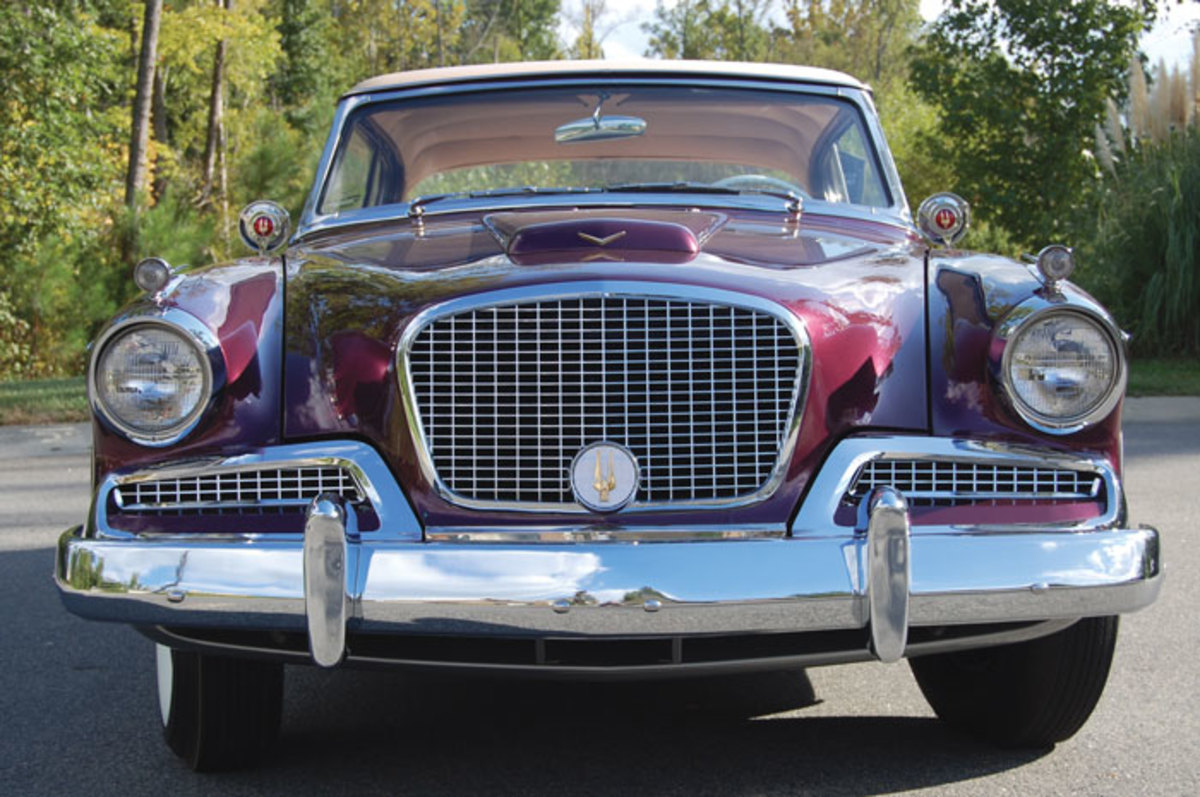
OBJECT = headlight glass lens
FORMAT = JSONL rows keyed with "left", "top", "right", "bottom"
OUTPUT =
{"left": 95, "top": 325, "right": 209, "bottom": 438}
{"left": 1006, "top": 312, "right": 1119, "bottom": 426}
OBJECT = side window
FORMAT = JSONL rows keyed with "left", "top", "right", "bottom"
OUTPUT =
{"left": 319, "top": 126, "right": 397, "bottom": 214}
{"left": 818, "top": 122, "right": 888, "bottom": 207}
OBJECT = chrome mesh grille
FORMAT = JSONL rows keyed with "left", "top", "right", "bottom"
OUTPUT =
{"left": 846, "top": 459, "right": 1102, "bottom": 505}
{"left": 406, "top": 295, "right": 803, "bottom": 506}
{"left": 115, "top": 467, "right": 363, "bottom": 511}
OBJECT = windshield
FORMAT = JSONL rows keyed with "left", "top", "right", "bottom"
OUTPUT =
{"left": 318, "top": 84, "right": 892, "bottom": 216}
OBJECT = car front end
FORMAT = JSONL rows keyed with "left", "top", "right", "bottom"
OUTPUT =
{"left": 56, "top": 61, "right": 1160, "bottom": 769}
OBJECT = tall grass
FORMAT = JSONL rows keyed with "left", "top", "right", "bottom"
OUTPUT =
{"left": 1079, "top": 40, "right": 1200, "bottom": 356}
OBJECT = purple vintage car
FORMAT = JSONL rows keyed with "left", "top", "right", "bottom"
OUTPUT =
{"left": 57, "top": 61, "right": 1160, "bottom": 770}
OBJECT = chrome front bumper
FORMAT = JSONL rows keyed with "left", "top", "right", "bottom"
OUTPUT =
{"left": 57, "top": 436, "right": 1162, "bottom": 670}
{"left": 56, "top": 500, "right": 1162, "bottom": 668}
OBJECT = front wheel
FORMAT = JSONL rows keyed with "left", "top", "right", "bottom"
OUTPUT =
{"left": 909, "top": 616, "right": 1119, "bottom": 748}
{"left": 157, "top": 644, "right": 284, "bottom": 771}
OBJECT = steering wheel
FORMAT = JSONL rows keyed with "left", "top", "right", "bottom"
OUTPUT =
{"left": 712, "top": 174, "right": 809, "bottom": 198}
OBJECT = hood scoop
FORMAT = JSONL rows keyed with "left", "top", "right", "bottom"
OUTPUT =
{"left": 487, "top": 210, "right": 724, "bottom": 266}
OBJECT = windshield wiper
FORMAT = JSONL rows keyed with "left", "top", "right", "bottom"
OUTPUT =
{"left": 406, "top": 181, "right": 802, "bottom": 225}
{"left": 605, "top": 181, "right": 804, "bottom": 211}
{"left": 407, "top": 186, "right": 598, "bottom": 222}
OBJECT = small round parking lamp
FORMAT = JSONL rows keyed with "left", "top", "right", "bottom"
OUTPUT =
{"left": 1036, "top": 245, "right": 1075, "bottom": 292}
{"left": 133, "top": 257, "right": 173, "bottom": 295}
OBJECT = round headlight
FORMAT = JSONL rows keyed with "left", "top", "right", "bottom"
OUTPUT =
{"left": 1002, "top": 310, "right": 1124, "bottom": 431}
{"left": 93, "top": 323, "right": 212, "bottom": 444}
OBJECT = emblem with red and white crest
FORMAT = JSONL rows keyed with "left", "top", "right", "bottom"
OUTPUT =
{"left": 934, "top": 208, "right": 958, "bottom": 231}
{"left": 238, "top": 200, "right": 291, "bottom": 254}
{"left": 917, "top": 192, "right": 971, "bottom": 247}
{"left": 252, "top": 215, "right": 275, "bottom": 238}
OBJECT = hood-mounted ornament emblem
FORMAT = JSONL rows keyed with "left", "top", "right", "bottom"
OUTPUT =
{"left": 577, "top": 230, "right": 627, "bottom": 247}
{"left": 917, "top": 192, "right": 970, "bottom": 247}
{"left": 238, "top": 200, "right": 291, "bottom": 254}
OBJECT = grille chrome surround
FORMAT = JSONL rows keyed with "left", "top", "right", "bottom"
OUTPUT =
{"left": 846, "top": 459, "right": 1102, "bottom": 506}
{"left": 114, "top": 466, "right": 364, "bottom": 512}
{"left": 400, "top": 283, "right": 810, "bottom": 512}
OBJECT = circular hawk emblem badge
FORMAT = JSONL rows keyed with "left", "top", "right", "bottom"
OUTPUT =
{"left": 571, "top": 442, "right": 640, "bottom": 513}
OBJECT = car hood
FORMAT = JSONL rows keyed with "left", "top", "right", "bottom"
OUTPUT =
{"left": 282, "top": 207, "right": 929, "bottom": 530}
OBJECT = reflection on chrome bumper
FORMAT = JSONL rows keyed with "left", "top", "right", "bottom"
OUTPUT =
{"left": 57, "top": 511, "right": 1162, "bottom": 656}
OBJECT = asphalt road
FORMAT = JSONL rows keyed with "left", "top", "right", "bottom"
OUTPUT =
{"left": 3, "top": 401, "right": 1198, "bottom": 796}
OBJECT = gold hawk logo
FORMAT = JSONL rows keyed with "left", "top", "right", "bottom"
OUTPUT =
{"left": 593, "top": 450, "right": 618, "bottom": 502}
{"left": 577, "top": 230, "right": 627, "bottom": 247}
{"left": 572, "top": 442, "right": 638, "bottom": 512}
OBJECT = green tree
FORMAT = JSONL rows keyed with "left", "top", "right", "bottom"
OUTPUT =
{"left": 272, "top": 0, "right": 335, "bottom": 131}
{"left": 498, "top": 0, "right": 562, "bottom": 60}
{"left": 0, "top": 1, "right": 126, "bottom": 377}
{"left": 910, "top": 0, "right": 1154, "bottom": 247}
{"left": 568, "top": 0, "right": 604, "bottom": 59}
{"left": 643, "top": 0, "right": 770, "bottom": 61}
{"left": 772, "top": 1, "right": 919, "bottom": 91}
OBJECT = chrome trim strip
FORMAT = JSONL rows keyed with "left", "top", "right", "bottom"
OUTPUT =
{"left": 397, "top": 281, "right": 811, "bottom": 516}
{"left": 87, "top": 308, "right": 226, "bottom": 448}
{"left": 793, "top": 435, "right": 1122, "bottom": 534}
{"left": 426, "top": 525, "right": 786, "bottom": 543}
{"left": 992, "top": 299, "right": 1129, "bottom": 435}
{"left": 91, "top": 441, "right": 421, "bottom": 542}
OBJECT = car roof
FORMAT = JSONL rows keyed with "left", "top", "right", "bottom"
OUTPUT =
{"left": 343, "top": 59, "right": 869, "bottom": 99}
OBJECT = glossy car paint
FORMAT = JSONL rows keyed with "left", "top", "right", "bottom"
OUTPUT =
{"left": 282, "top": 206, "right": 930, "bottom": 530}
{"left": 91, "top": 259, "right": 285, "bottom": 485}
{"left": 926, "top": 251, "right": 1123, "bottom": 471}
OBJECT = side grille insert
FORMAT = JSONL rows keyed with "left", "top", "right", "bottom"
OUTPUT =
{"left": 114, "top": 467, "right": 364, "bottom": 512}
{"left": 846, "top": 459, "right": 1102, "bottom": 506}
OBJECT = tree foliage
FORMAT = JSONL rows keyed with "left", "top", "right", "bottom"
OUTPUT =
{"left": 643, "top": 0, "right": 772, "bottom": 61}
{"left": 0, "top": 0, "right": 1186, "bottom": 377}
{"left": 1076, "top": 45, "right": 1200, "bottom": 356}
{"left": 773, "top": 0, "right": 920, "bottom": 92}
{"left": 911, "top": 0, "right": 1154, "bottom": 247}
{"left": 0, "top": 0, "right": 577, "bottom": 378}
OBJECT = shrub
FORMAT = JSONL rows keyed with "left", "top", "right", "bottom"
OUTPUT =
{"left": 1075, "top": 49, "right": 1200, "bottom": 355}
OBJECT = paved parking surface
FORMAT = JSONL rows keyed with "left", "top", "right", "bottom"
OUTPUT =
{"left": 2, "top": 401, "right": 1196, "bottom": 795}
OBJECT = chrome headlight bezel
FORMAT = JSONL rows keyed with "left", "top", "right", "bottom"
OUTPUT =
{"left": 994, "top": 301, "right": 1127, "bottom": 435}
{"left": 88, "top": 309, "right": 226, "bottom": 447}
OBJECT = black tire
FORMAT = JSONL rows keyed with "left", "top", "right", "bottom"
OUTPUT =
{"left": 909, "top": 616, "right": 1119, "bottom": 748}
{"left": 157, "top": 644, "right": 284, "bottom": 771}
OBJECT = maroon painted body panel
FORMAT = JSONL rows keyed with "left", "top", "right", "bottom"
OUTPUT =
{"left": 86, "top": 211, "right": 1126, "bottom": 535}
{"left": 926, "top": 251, "right": 1122, "bottom": 472}
{"left": 282, "top": 207, "right": 931, "bottom": 529}
{"left": 92, "top": 259, "right": 285, "bottom": 484}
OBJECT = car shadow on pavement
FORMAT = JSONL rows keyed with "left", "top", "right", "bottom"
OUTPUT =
{"left": 250, "top": 666, "right": 1048, "bottom": 795}
{"left": 14, "top": 545, "right": 1049, "bottom": 796}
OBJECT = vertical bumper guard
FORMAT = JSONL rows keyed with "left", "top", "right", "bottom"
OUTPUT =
{"left": 861, "top": 486, "right": 911, "bottom": 664}
{"left": 304, "top": 495, "right": 355, "bottom": 667}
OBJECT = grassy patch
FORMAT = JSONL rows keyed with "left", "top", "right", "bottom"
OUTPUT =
{"left": 0, "top": 377, "right": 89, "bottom": 425}
{"left": 1127, "top": 358, "right": 1200, "bottom": 397}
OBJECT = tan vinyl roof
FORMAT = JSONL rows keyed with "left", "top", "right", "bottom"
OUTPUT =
{"left": 344, "top": 59, "right": 867, "bottom": 99}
